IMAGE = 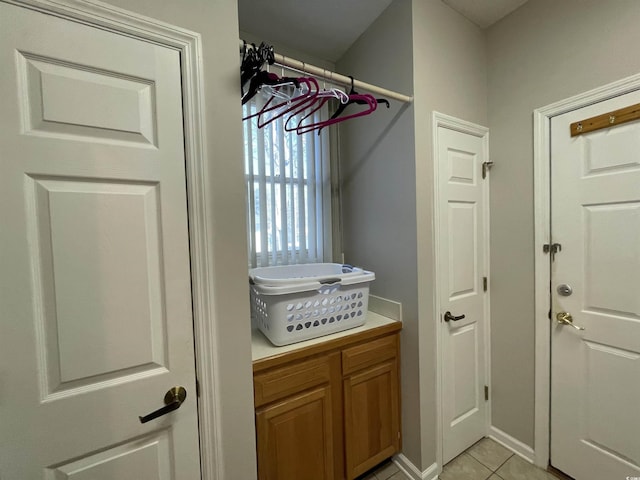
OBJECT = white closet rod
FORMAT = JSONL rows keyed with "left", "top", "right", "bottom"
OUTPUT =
{"left": 240, "top": 40, "right": 413, "bottom": 103}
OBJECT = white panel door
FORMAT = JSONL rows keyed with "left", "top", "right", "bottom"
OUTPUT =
{"left": 0, "top": 4, "right": 201, "bottom": 479}
{"left": 550, "top": 90, "right": 640, "bottom": 479}
{"left": 437, "top": 126, "right": 489, "bottom": 463}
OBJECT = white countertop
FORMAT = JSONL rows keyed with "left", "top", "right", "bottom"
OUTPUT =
{"left": 251, "top": 311, "right": 399, "bottom": 362}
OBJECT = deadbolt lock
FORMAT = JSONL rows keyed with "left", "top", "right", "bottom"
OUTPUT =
{"left": 557, "top": 284, "right": 573, "bottom": 296}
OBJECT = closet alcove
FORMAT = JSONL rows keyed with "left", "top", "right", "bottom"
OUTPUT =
{"left": 238, "top": 0, "right": 420, "bottom": 477}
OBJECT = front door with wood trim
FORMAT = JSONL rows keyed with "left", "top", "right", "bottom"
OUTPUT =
{"left": 550, "top": 89, "right": 640, "bottom": 479}
{"left": 0, "top": 3, "right": 201, "bottom": 478}
{"left": 436, "top": 123, "right": 490, "bottom": 464}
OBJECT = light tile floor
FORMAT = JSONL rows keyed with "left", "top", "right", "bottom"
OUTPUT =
{"left": 358, "top": 438, "right": 566, "bottom": 480}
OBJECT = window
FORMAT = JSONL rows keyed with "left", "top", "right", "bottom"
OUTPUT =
{"left": 242, "top": 95, "right": 332, "bottom": 268}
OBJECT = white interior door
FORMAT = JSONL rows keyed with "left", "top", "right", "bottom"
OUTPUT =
{"left": 437, "top": 125, "right": 489, "bottom": 464}
{"left": 550, "top": 90, "right": 640, "bottom": 479}
{"left": 0, "top": 4, "right": 201, "bottom": 478}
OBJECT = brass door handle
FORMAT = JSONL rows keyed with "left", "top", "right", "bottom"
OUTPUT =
{"left": 556, "top": 312, "right": 585, "bottom": 331}
{"left": 139, "top": 386, "right": 187, "bottom": 424}
{"left": 444, "top": 311, "right": 466, "bottom": 322}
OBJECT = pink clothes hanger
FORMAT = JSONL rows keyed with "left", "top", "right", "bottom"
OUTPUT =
{"left": 282, "top": 87, "right": 350, "bottom": 132}
{"left": 293, "top": 93, "right": 378, "bottom": 135}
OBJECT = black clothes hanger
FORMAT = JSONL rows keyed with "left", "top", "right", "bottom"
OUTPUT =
{"left": 240, "top": 42, "right": 275, "bottom": 96}
{"left": 329, "top": 76, "right": 389, "bottom": 121}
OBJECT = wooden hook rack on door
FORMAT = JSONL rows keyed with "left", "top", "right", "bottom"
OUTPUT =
{"left": 570, "top": 102, "right": 640, "bottom": 136}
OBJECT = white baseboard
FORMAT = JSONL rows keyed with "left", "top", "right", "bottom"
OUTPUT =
{"left": 393, "top": 454, "right": 439, "bottom": 480}
{"left": 489, "top": 426, "right": 535, "bottom": 463}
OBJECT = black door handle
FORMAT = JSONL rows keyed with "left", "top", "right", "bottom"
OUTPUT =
{"left": 444, "top": 311, "right": 466, "bottom": 322}
{"left": 139, "top": 386, "right": 187, "bottom": 424}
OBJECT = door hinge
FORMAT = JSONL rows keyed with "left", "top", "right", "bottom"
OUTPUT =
{"left": 483, "top": 276, "right": 488, "bottom": 292}
{"left": 482, "top": 161, "right": 494, "bottom": 179}
{"left": 196, "top": 378, "right": 200, "bottom": 398}
{"left": 543, "top": 243, "right": 562, "bottom": 260}
{"left": 484, "top": 385, "right": 489, "bottom": 401}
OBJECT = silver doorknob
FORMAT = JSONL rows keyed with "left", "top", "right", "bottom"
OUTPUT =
{"left": 556, "top": 312, "right": 585, "bottom": 331}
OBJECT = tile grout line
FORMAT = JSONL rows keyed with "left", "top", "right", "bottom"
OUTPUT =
{"left": 466, "top": 449, "right": 514, "bottom": 474}
{"left": 492, "top": 452, "right": 515, "bottom": 473}
{"left": 493, "top": 453, "right": 515, "bottom": 476}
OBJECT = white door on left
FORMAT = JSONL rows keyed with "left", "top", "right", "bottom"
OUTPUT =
{"left": 0, "top": 3, "right": 201, "bottom": 479}
{"left": 437, "top": 125, "right": 489, "bottom": 463}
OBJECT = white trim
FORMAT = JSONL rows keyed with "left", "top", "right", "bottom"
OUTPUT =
{"left": 4, "top": 1, "right": 222, "bottom": 478}
{"left": 432, "top": 111, "right": 491, "bottom": 469}
{"left": 489, "top": 426, "right": 535, "bottom": 463}
{"left": 393, "top": 454, "right": 439, "bottom": 480}
{"left": 533, "top": 72, "right": 640, "bottom": 469}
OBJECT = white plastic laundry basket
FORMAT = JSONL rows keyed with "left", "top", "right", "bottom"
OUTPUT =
{"left": 249, "top": 263, "right": 375, "bottom": 346}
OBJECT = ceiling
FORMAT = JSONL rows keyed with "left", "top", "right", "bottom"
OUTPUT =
{"left": 238, "top": 0, "right": 528, "bottom": 63}
{"left": 238, "top": 0, "right": 395, "bottom": 63}
{"left": 442, "top": 0, "right": 529, "bottom": 29}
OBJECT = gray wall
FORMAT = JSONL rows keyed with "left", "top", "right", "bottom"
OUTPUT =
{"left": 487, "top": 0, "right": 640, "bottom": 448}
{"left": 412, "top": 0, "right": 487, "bottom": 468}
{"left": 102, "top": 0, "right": 257, "bottom": 477}
{"left": 336, "top": 0, "right": 419, "bottom": 467}
{"left": 338, "top": 0, "right": 487, "bottom": 470}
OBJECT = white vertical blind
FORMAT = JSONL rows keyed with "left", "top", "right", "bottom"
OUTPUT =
{"left": 243, "top": 91, "right": 331, "bottom": 268}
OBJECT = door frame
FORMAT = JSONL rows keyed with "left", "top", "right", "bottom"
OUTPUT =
{"left": 532, "top": 72, "right": 640, "bottom": 469}
{"left": 3, "top": 0, "right": 223, "bottom": 478}
{"left": 432, "top": 111, "right": 491, "bottom": 470}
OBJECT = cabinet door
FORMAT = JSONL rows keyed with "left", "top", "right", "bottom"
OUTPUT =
{"left": 344, "top": 360, "right": 400, "bottom": 479}
{"left": 256, "top": 386, "right": 335, "bottom": 480}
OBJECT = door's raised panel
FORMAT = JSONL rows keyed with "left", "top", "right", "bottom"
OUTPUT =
{"left": 448, "top": 149, "right": 476, "bottom": 185}
{"left": 584, "top": 203, "right": 640, "bottom": 318}
{"left": 448, "top": 201, "right": 477, "bottom": 299}
{"left": 46, "top": 431, "right": 172, "bottom": 480}
{"left": 27, "top": 176, "right": 167, "bottom": 399}
{"left": 450, "top": 324, "right": 478, "bottom": 425}
{"left": 17, "top": 52, "right": 157, "bottom": 146}
{"left": 583, "top": 126, "right": 640, "bottom": 177}
{"left": 584, "top": 341, "right": 640, "bottom": 466}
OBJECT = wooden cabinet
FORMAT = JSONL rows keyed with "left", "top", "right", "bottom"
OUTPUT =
{"left": 256, "top": 385, "right": 336, "bottom": 480}
{"left": 253, "top": 322, "right": 401, "bottom": 480}
{"left": 254, "top": 353, "right": 343, "bottom": 480}
{"left": 343, "top": 335, "right": 400, "bottom": 478}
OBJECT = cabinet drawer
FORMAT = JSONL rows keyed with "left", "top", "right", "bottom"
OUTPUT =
{"left": 254, "top": 355, "right": 332, "bottom": 407}
{"left": 342, "top": 334, "right": 397, "bottom": 375}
